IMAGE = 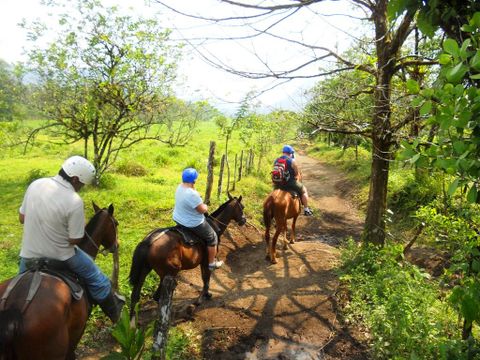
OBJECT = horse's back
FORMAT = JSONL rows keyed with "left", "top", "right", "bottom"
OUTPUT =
{"left": 146, "top": 229, "right": 203, "bottom": 275}
{"left": 0, "top": 273, "right": 88, "bottom": 360}
{"left": 266, "top": 188, "right": 301, "bottom": 219}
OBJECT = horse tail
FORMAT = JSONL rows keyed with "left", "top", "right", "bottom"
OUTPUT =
{"left": 0, "top": 308, "right": 23, "bottom": 359}
{"left": 129, "top": 238, "right": 153, "bottom": 286}
{"left": 263, "top": 195, "right": 274, "bottom": 229}
{"left": 129, "top": 237, "right": 154, "bottom": 319}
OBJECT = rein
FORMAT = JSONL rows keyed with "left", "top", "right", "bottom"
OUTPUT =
{"left": 210, "top": 199, "right": 244, "bottom": 228}
{"left": 84, "top": 211, "right": 118, "bottom": 256}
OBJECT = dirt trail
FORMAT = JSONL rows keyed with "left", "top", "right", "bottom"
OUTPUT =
{"left": 165, "top": 153, "right": 366, "bottom": 359}
{"left": 80, "top": 153, "right": 368, "bottom": 360}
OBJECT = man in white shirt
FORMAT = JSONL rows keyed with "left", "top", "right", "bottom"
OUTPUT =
{"left": 18, "top": 155, "right": 124, "bottom": 322}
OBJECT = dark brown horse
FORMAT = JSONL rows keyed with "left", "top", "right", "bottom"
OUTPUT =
{"left": 0, "top": 203, "right": 118, "bottom": 360}
{"left": 263, "top": 189, "right": 301, "bottom": 264}
{"left": 129, "top": 194, "right": 245, "bottom": 316}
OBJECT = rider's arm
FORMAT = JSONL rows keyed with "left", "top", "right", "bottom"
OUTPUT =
{"left": 196, "top": 203, "right": 208, "bottom": 214}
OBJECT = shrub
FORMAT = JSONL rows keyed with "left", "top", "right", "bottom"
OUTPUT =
{"left": 339, "top": 240, "right": 461, "bottom": 359}
{"left": 115, "top": 161, "right": 148, "bottom": 177}
{"left": 25, "top": 168, "right": 48, "bottom": 185}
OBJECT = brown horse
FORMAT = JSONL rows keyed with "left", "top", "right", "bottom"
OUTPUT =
{"left": 0, "top": 203, "right": 118, "bottom": 360}
{"left": 129, "top": 194, "right": 246, "bottom": 316}
{"left": 263, "top": 189, "right": 301, "bottom": 264}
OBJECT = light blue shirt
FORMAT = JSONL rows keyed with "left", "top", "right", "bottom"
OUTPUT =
{"left": 173, "top": 184, "right": 204, "bottom": 227}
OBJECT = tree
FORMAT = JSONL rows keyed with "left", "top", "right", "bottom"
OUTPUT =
{"left": 0, "top": 60, "right": 25, "bottom": 121}
{"left": 154, "top": 0, "right": 441, "bottom": 245}
{"left": 24, "top": 0, "right": 183, "bottom": 178}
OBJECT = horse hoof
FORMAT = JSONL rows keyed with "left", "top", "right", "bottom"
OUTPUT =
{"left": 289, "top": 240, "right": 295, "bottom": 244}
{"left": 204, "top": 292, "right": 212, "bottom": 300}
{"left": 271, "top": 258, "right": 278, "bottom": 264}
{"left": 265, "top": 254, "right": 270, "bottom": 260}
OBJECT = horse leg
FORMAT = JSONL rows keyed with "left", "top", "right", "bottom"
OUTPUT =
{"left": 130, "top": 268, "right": 152, "bottom": 320}
{"left": 153, "top": 275, "right": 177, "bottom": 360}
{"left": 263, "top": 207, "right": 272, "bottom": 260}
{"left": 282, "top": 219, "right": 289, "bottom": 250}
{"left": 271, "top": 226, "right": 283, "bottom": 264}
{"left": 290, "top": 215, "right": 298, "bottom": 244}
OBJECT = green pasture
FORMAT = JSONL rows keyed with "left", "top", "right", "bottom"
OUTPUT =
{"left": 0, "top": 120, "right": 278, "bottom": 303}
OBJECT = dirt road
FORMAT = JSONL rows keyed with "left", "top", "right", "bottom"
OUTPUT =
{"left": 80, "top": 153, "right": 368, "bottom": 359}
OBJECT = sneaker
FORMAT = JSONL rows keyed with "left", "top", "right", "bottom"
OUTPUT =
{"left": 304, "top": 208, "right": 313, "bottom": 216}
{"left": 208, "top": 260, "right": 224, "bottom": 271}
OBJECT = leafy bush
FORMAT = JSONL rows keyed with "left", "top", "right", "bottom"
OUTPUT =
{"left": 25, "top": 168, "right": 48, "bottom": 184}
{"left": 114, "top": 161, "right": 148, "bottom": 177}
{"left": 339, "top": 240, "right": 461, "bottom": 359}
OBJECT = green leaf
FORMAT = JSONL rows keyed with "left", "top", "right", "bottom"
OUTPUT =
{"left": 446, "top": 62, "right": 468, "bottom": 84}
{"left": 469, "top": 50, "right": 480, "bottom": 71}
{"left": 419, "top": 100, "right": 432, "bottom": 116}
{"left": 470, "top": 73, "right": 480, "bottom": 80}
{"left": 473, "top": 12, "right": 480, "bottom": 28}
{"left": 406, "top": 79, "right": 420, "bottom": 94}
{"left": 467, "top": 185, "right": 478, "bottom": 203}
{"left": 438, "top": 54, "right": 452, "bottom": 65}
{"left": 417, "top": 9, "right": 437, "bottom": 37}
{"left": 443, "top": 39, "right": 459, "bottom": 57}
{"left": 447, "top": 179, "right": 459, "bottom": 196}
{"left": 453, "top": 140, "right": 467, "bottom": 155}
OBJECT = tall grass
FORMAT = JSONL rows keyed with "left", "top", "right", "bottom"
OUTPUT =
{"left": 0, "top": 120, "right": 284, "bottom": 358}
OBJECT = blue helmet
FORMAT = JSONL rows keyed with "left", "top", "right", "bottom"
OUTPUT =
{"left": 282, "top": 145, "right": 294, "bottom": 154}
{"left": 182, "top": 168, "right": 199, "bottom": 183}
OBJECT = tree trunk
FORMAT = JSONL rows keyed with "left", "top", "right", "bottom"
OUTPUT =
{"left": 362, "top": 0, "right": 395, "bottom": 246}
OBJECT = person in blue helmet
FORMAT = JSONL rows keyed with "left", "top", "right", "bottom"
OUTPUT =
{"left": 173, "top": 168, "right": 223, "bottom": 271}
{"left": 274, "top": 145, "right": 313, "bottom": 216}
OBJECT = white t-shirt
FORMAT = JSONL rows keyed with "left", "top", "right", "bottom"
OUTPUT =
{"left": 19, "top": 175, "right": 85, "bottom": 260}
{"left": 172, "top": 184, "right": 204, "bottom": 227}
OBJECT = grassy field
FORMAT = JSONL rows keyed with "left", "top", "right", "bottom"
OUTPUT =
{"left": 0, "top": 120, "right": 283, "bottom": 304}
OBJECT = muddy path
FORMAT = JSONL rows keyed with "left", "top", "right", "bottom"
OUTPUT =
{"left": 80, "top": 153, "right": 369, "bottom": 360}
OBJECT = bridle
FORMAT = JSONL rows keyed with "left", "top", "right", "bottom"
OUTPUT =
{"left": 211, "top": 198, "right": 246, "bottom": 228}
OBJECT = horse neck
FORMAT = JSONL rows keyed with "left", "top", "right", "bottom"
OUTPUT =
{"left": 212, "top": 205, "right": 234, "bottom": 236}
{"left": 79, "top": 215, "right": 102, "bottom": 259}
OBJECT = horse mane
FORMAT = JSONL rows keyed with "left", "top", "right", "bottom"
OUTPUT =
{"left": 210, "top": 198, "right": 235, "bottom": 218}
{"left": 84, "top": 209, "right": 103, "bottom": 235}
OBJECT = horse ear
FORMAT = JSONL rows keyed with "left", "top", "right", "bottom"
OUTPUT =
{"left": 108, "top": 204, "right": 114, "bottom": 215}
{"left": 92, "top": 201, "right": 100, "bottom": 213}
{"left": 227, "top": 191, "right": 233, "bottom": 200}
{"left": 238, "top": 195, "right": 242, "bottom": 203}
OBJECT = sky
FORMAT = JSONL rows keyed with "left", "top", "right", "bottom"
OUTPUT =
{"left": 0, "top": 0, "right": 363, "bottom": 114}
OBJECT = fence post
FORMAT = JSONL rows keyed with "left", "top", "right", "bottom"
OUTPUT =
{"left": 217, "top": 154, "right": 225, "bottom": 199}
{"left": 204, "top": 141, "right": 215, "bottom": 205}
{"left": 238, "top": 150, "right": 243, "bottom": 181}
{"left": 231, "top": 153, "right": 237, "bottom": 191}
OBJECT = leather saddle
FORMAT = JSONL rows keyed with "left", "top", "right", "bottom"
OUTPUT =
{"left": 0, "top": 261, "right": 84, "bottom": 314}
{"left": 151, "top": 217, "right": 219, "bottom": 247}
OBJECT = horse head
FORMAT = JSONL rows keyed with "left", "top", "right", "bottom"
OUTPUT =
{"left": 227, "top": 192, "right": 246, "bottom": 226}
{"left": 85, "top": 202, "right": 119, "bottom": 257}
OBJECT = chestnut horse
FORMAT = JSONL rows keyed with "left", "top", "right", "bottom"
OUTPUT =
{"left": 263, "top": 189, "right": 301, "bottom": 264}
{"left": 129, "top": 194, "right": 246, "bottom": 316}
{"left": 0, "top": 203, "right": 118, "bottom": 360}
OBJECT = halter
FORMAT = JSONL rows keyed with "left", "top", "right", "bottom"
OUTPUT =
{"left": 84, "top": 210, "right": 118, "bottom": 256}
{"left": 211, "top": 198, "right": 245, "bottom": 228}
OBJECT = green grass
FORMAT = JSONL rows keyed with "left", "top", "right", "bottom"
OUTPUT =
{"left": 0, "top": 119, "right": 280, "bottom": 303}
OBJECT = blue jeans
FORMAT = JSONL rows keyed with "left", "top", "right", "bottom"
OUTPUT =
{"left": 19, "top": 247, "right": 111, "bottom": 302}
